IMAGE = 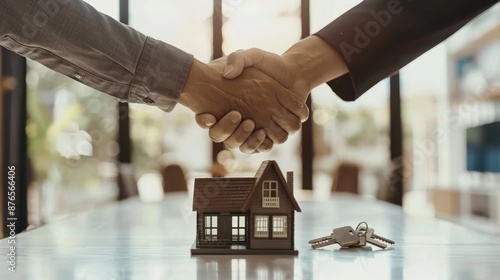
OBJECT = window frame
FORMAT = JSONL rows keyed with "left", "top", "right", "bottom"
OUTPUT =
{"left": 262, "top": 180, "right": 279, "bottom": 208}
{"left": 204, "top": 215, "right": 218, "bottom": 241}
{"left": 254, "top": 215, "right": 269, "bottom": 238}
{"left": 232, "top": 215, "right": 246, "bottom": 241}
{"left": 272, "top": 215, "right": 288, "bottom": 238}
{"left": 262, "top": 181, "right": 278, "bottom": 197}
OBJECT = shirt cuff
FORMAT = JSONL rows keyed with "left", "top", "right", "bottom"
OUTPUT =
{"left": 128, "top": 36, "right": 194, "bottom": 112}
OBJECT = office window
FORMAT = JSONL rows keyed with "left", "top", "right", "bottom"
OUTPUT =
{"left": 26, "top": 0, "right": 120, "bottom": 225}
{"left": 129, "top": 0, "right": 213, "bottom": 179}
{"left": 219, "top": 0, "right": 302, "bottom": 186}
{"left": 254, "top": 215, "right": 269, "bottom": 237}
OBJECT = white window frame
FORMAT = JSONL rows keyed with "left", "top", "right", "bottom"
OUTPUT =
{"left": 232, "top": 215, "right": 246, "bottom": 241}
{"left": 272, "top": 216, "right": 288, "bottom": 238}
{"left": 254, "top": 215, "right": 269, "bottom": 237}
{"left": 262, "top": 181, "right": 279, "bottom": 208}
{"left": 204, "top": 215, "right": 218, "bottom": 241}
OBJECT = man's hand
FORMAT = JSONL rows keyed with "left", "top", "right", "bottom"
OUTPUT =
{"left": 193, "top": 48, "right": 311, "bottom": 153}
{"left": 195, "top": 36, "right": 348, "bottom": 151}
{"left": 223, "top": 48, "right": 311, "bottom": 101}
{"left": 180, "top": 57, "right": 309, "bottom": 146}
{"left": 223, "top": 36, "right": 348, "bottom": 93}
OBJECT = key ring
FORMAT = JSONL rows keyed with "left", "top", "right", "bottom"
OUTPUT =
{"left": 355, "top": 221, "right": 369, "bottom": 237}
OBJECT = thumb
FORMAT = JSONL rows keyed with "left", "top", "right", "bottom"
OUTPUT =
{"left": 223, "top": 49, "right": 257, "bottom": 79}
{"left": 223, "top": 49, "right": 289, "bottom": 85}
{"left": 223, "top": 48, "right": 272, "bottom": 79}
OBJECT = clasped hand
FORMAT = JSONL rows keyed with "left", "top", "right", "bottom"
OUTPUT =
{"left": 180, "top": 51, "right": 310, "bottom": 153}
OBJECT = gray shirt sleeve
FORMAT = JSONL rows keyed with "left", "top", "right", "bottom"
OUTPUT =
{"left": 0, "top": 0, "right": 193, "bottom": 112}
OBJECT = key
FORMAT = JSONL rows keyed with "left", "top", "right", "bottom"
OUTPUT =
{"left": 364, "top": 227, "right": 395, "bottom": 249}
{"left": 309, "top": 226, "right": 360, "bottom": 249}
{"left": 308, "top": 226, "right": 359, "bottom": 249}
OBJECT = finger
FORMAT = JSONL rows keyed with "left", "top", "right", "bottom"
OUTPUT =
{"left": 256, "top": 137, "right": 274, "bottom": 153}
{"left": 208, "top": 111, "right": 242, "bottom": 143}
{"left": 239, "top": 129, "right": 267, "bottom": 154}
{"left": 224, "top": 120, "right": 255, "bottom": 150}
{"left": 265, "top": 120, "right": 289, "bottom": 144}
{"left": 277, "top": 95, "right": 309, "bottom": 123}
{"left": 300, "top": 105, "right": 310, "bottom": 123}
{"left": 195, "top": 113, "right": 217, "bottom": 129}
{"left": 271, "top": 110, "right": 302, "bottom": 135}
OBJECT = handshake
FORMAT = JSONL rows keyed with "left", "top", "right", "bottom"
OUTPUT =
{"left": 178, "top": 36, "right": 348, "bottom": 154}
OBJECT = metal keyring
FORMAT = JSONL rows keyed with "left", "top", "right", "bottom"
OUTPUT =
{"left": 355, "top": 221, "right": 369, "bottom": 237}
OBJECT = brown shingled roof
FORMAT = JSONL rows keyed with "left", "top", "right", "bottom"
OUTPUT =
{"left": 193, "top": 177, "right": 256, "bottom": 212}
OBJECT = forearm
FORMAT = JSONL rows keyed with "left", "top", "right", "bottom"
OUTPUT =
{"left": 0, "top": 0, "right": 193, "bottom": 111}
{"left": 282, "top": 36, "right": 348, "bottom": 94}
{"left": 177, "top": 59, "right": 211, "bottom": 113}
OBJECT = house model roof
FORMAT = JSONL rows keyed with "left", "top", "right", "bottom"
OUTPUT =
{"left": 193, "top": 160, "right": 301, "bottom": 212}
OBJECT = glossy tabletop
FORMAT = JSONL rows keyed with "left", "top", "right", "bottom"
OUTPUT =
{"left": 1, "top": 193, "right": 500, "bottom": 280}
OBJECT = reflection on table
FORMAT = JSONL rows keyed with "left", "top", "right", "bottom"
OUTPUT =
{"left": 1, "top": 193, "right": 500, "bottom": 279}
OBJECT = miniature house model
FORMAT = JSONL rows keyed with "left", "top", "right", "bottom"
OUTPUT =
{"left": 191, "top": 160, "right": 301, "bottom": 255}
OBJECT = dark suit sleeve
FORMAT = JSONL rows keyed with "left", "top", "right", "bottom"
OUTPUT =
{"left": 315, "top": 0, "right": 499, "bottom": 101}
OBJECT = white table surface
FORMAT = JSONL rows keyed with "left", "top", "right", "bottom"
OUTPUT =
{"left": 1, "top": 193, "right": 500, "bottom": 280}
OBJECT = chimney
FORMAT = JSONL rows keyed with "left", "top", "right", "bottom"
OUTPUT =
{"left": 286, "top": 171, "right": 294, "bottom": 193}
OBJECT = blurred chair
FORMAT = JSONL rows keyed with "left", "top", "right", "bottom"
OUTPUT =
{"left": 331, "top": 162, "right": 360, "bottom": 194}
{"left": 161, "top": 164, "right": 188, "bottom": 192}
{"left": 431, "top": 187, "right": 461, "bottom": 219}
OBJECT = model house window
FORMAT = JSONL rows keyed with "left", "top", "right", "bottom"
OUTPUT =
{"left": 232, "top": 215, "right": 246, "bottom": 241}
{"left": 262, "top": 181, "right": 279, "bottom": 208}
{"left": 254, "top": 216, "right": 269, "bottom": 237}
{"left": 273, "top": 216, "right": 288, "bottom": 238}
{"left": 205, "top": 215, "right": 218, "bottom": 241}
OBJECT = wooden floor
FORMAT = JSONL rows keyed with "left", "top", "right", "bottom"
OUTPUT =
{"left": 1, "top": 193, "right": 500, "bottom": 279}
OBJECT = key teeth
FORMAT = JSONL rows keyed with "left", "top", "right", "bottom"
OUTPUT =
{"left": 310, "top": 239, "right": 338, "bottom": 249}
{"left": 371, "top": 234, "right": 395, "bottom": 244}
{"left": 308, "top": 236, "right": 333, "bottom": 244}
{"left": 373, "top": 236, "right": 394, "bottom": 244}
{"left": 364, "top": 228, "right": 394, "bottom": 248}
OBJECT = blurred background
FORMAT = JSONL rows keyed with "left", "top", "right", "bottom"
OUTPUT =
{"left": 1, "top": 0, "right": 500, "bottom": 237}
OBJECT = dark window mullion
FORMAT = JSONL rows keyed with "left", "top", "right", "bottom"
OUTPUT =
{"left": 211, "top": 0, "right": 224, "bottom": 168}
{"left": 301, "top": 0, "right": 313, "bottom": 190}
{"left": 1, "top": 49, "right": 28, "bottom": 237}
{"left": 117, "top": 0, "right": 136, "bottom": 200}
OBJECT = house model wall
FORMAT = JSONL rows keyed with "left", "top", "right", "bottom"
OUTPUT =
{"left": 191, "top": 160, "right": 301, "bottom": 255}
